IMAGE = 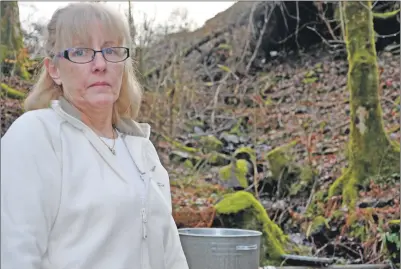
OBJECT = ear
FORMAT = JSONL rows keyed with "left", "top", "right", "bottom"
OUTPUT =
{"left": 44, "top": 57, "right": 62, "bottom": 85}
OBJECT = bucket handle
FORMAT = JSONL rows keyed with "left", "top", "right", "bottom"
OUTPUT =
{"left": 236, "top": 244, "right": 258, "bottom": 251}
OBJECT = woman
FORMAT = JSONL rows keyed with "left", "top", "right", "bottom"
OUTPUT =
{"left": 1, "top": 3, "right": 188, "bottom": 269}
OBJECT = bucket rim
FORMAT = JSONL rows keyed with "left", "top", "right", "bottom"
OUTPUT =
{"left": 178, "top": 227, "right": 263, "bottom": 237}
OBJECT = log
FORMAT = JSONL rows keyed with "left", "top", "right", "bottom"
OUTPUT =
{"left": 262, "top": 264, "right": 391, "bottom": 269}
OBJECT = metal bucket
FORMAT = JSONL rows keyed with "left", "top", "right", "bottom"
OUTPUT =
{"left": 178, "top": 228, "right": 262, "bottom": 269}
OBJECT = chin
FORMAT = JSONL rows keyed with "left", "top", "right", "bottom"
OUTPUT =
{"left": 89, "top": 94, "right": 117, "bottom": 108}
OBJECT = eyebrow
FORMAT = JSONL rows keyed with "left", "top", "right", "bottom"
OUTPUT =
{"left": 102, "top": 41, "right": 117, "bottom": 47}
{"left": 70, "top": 40, "right": 117, "bottom": 47}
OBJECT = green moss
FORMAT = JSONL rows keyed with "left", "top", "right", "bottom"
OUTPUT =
{"left": 19, "top": 67, "right": 30, "bottom": 80}
{"left": 184, "top": 159, "right": 194, "bottom": 169}
{"left": 0, "top": 2, "right": 30, "bottom": 80}
{"left": 0, "top": 83, "right": 25, "bottom": 99}
{"left": 305, "top": 189, "right": 328, "bottom": 218}
{"left": 373, "top": 9, "right": 400, "bottom": 19}
{"left": 314, "top": 63, "right": 323, "bottom": 72}
{"left": 0, "top": 44, "right": 7, "bottom": 62}
{"left": 266, "top": 141, "right": 300, "bottom": 196}
{"left": 229, "top": 118, "right": 246, "bottom": 135}
{"left": 302, "top": 77, "right": 318, "bottom": 84}
{"left": 234, "top": 146, "right": 260, "bottom": 189}
{"left": 350, "top": 222, "right": 367, "bottom": 241}
{"left": 306, "top": 216, "right": 329, "bottom": 237}
{"left": 303, "top": 70, "right": 319, "bottom": 84}
{"left": 207, "top": 151, "right": 230, "bottom": 166}
{"left": 332, "top": 210, "right": 344, "bottom": 220}
{"left": 215, "top": 191, "right": 288, "bottom": 260}
{"left": 289, "top": 165, "right": 315, "bottom": 196}
{"left": 266, "top": 141, "right": 296, "bottom": 179}
{"left": 234, "top": 146, "right": 256, "bottom": 161}
{"left": 199, "top": 135, "right": 223, "bottom": 153}
{"left": 162, "top": 135, "right": 199, "bottom": 154}
{"left": 184, "top": 119, "right": 206, "bottom": 132}
{"left": 218, "top": 159, "right": 249, "bottom": 188}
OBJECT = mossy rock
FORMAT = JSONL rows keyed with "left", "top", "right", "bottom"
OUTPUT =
{"left": 215, "top": 191, "right": 288, "bottom": 263}
{"left": 199, "top": 135, "right": 223, "bottom": 153}
{"left": 184, "top": 119, "right": 206, "bottom": 133}
{"left": 162, "top": 135, "right": 200, "bottom": 154}
{"left": 219, "top": 159, "right": 249, "bottom": 188}
{"left": 234, "top": 146, "right": 256, "bottom": 162}
{"left": 206, "top": 151, "right": 231, "bottom": 166}
{"left": 169, "top": 150, "right": 201, "bottom": 166}
{"left": 265, "top": 140, "right": 313, "bottom": 197}
{"left": 265, "top": 140, "right": 297, "bottom": 180}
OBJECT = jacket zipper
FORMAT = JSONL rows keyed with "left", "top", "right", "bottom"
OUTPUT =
{"left": 141, "top": 208, "right": 147, "bottom": 239}
{"left": 128, "top": 140, "right": 153, "bottom": 269}
{"left": 139, "top": 173, "right": 148, "bottom": 240}
{"left": 139, "top": 169, "right": 152, "bottom": 269}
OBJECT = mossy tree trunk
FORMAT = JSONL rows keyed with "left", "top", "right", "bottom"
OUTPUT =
{"left": 329, "top": 1, "right": 400, "bottom": 207}
{"left": 0, "top": 1, "right": 29, "bottom": 79}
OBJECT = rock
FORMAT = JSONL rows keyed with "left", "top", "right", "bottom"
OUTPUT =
{"left": 219, "top": 159, "right": 250, "bottom": 188}
{"left": 169, "top": 150, "right": 191, "bottom": 163}
{"left": 194, "top": 126, "right": 204, "bottom": 134}
{"left": 357, "top": 195, "right": 394, "bottom": 208}
{"left": 219, "top": 132, "right": 240, "bottom": 144}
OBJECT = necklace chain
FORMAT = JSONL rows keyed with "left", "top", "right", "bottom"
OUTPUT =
{"left": 98, "top": 128, "right": 117, "bottom": 155}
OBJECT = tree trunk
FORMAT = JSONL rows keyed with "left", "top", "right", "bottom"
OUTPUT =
{"left": 328, "top": 1, "right": 400, "bottom": 208}
{"left": 0, "top": 1, "right": 29, "bottom": 79}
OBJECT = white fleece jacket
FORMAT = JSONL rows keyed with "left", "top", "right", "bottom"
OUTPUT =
{"left": 1, "top": 97, "right": 188, "bottom": 269}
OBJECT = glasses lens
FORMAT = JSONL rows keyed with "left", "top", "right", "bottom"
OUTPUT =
{"left": 68, "top": 48, "right": 94, "bottom": 63}
{"left": 103, "top": 47, "right": 128, "bottom": 62}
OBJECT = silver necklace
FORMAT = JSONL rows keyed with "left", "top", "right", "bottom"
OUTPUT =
{"left": 98, "top": 129, "right": 117, "bottom": 155}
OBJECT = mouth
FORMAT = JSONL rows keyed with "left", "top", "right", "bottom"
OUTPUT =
{"left": 89, "top": 81, "right": 110, "bottom": 87}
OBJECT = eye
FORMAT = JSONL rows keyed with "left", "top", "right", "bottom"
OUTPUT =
{"left": 71, "top": 48, "right": 87, "bottom": 57}
{"left": 104, "top": 48, "right": 115, "bottom": 54}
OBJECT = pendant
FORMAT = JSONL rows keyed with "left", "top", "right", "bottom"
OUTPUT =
{"left": 110, "top": 148, "right": 116, "bottom": 155}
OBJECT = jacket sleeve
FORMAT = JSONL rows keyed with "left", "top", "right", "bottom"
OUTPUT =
{"left": 1, "top": 112, "right": 61, "bottom": 269}
{"left": 164, "top": 214, "right": 189, "bottom": 269}
{"left": 144, "top": 140, "right": 189, "bottom": 269}
{"left": 162, "top": 175, "right": 189, "bottom": 269}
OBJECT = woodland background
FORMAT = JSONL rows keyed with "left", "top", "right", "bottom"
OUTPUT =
{"left": 1, "top": 1, "right": 400, "bottom": 267}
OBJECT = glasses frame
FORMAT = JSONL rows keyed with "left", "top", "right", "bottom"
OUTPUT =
{"left": 56, "top": 47, "right": 130, "bottom": 64}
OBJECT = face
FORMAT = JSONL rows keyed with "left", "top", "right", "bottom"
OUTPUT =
{"left": 45, "top": 22, "right": 125, "bottom": 111}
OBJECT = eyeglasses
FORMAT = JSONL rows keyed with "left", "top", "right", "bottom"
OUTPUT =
{"left": 56, "top": 47, "right": 130, "bottom": 64}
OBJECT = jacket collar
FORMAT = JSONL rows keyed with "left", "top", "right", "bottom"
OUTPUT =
{"left": 53, "top": 96, "right": 152, "bottom": 179}
{"left": 57, "top": 96, "right": 151, "bottom": 139}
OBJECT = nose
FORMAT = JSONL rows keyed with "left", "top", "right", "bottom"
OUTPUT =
{"left": 91, "top": 51, "right": 107, "bottom": 72}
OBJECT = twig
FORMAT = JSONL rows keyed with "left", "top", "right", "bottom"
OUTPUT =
{"left": 245, "top": 3, "right": 276, "bottom": 73}
{"left": 314, "top": 1, "right": 340, "bottom": 41}
{"left": 294, "top": 1, "right": 301, "bottom": 49}
{"left": 210, "top": 72, "right": 231, "bottom": 130}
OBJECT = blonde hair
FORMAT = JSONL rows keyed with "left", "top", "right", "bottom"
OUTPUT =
{"left": 24, "top": 2, "right": 142, "bottom": 123}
